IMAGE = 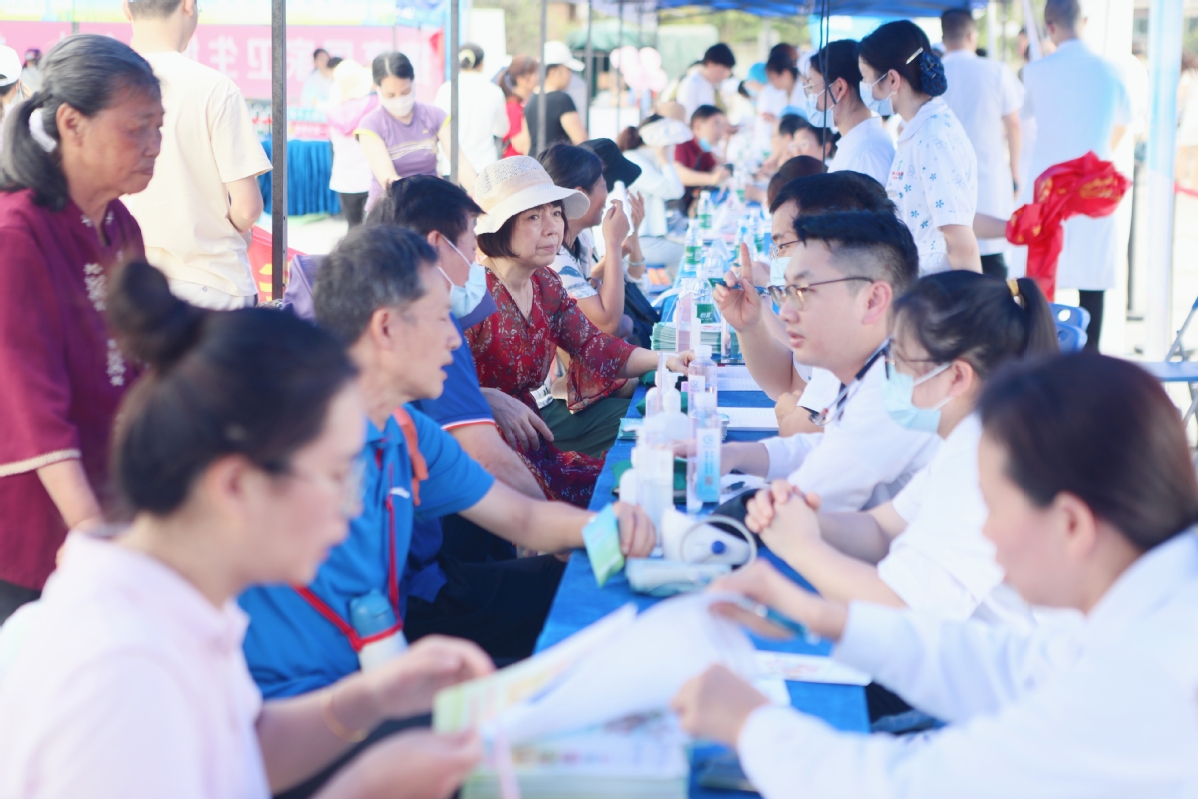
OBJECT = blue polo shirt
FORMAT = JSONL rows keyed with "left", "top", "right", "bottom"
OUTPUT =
{"left": 239, "top": 407, "right": 494, "bottom": 698}
{"left": 406, "top": 308, "right": 505, "bottom": 603}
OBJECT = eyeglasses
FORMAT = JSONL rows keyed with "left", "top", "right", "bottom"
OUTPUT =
{"left": 768, "top": 239, "right": 800, "bottom": 260}
{"left": 883, "top": 342, "right": 944, "bottom": 381}
{"left": 766, "top": 276, "right": 874, "bottom": 310}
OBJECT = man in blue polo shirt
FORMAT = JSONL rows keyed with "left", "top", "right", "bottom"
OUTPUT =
{"left": 240, "top": 225, "right": 656, "bottom": 698}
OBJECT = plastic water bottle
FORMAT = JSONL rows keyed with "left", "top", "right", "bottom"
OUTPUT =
{"left": 687, "top": 393, "right": 722, "bottom": 512}
{"left": 698, "top": 190, "right": 714, "bottom": 232}
{"left": 693, "top": 268, "right": 718, "bottom": 327}
{"left": 350, "top": 590, "right": 407, "bottom": 672}
{"left": 675, "top": 278, "right": 694, "bottom": 354}
{"left": 688, "top": 343, "right": 719, "bottom": 408}
{"left": 751, "top": 212, "right": 766, "bottom": 254}
{"left": 634, "top": 424, "right": 675, "bottom": 539}
{"left": 684, "top": 220, "right": 702, "bottom": 278}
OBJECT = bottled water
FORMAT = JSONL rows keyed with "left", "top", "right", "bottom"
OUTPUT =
{"left": 686, "top": 392, "right": 722, "bottom": 512}
{"left": 687, "top": 343, "right": 719, "bottom": 408}
{"left": 698, "top": 190, "right": 714, "bottom": 232}
{"left": 675, "top": 278, "right": 694, "bottom": 353}
{"left": 683, "top": 219, "right": 702, "bottom": 279}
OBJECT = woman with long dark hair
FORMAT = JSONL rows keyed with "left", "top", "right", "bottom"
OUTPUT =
{"left": 675, "top": 351, "right": 1198, "bottom": 797}
{"left": 0, "top": 34, "right": 161, "bottom": 622}
{"left": 858, "top": 21, "right": 982, "bottom": 273}
{"left": 0, "top": 261, "right": 493, "bottom": 797}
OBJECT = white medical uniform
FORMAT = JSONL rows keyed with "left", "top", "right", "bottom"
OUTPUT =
{"left": 737, "top": 530, "right": 1198, "bottom": 799}
{"left": 827, "top": 116, "right": 895, "bottom": 187}
{"left": 880, "top": 414, "right": 1030, "bottom": 625}
{"left": 434, "top": 71, "right": 509, "bottom": 175}
{"left": 887, "top": 97, "right": 978, "bottom": 275}
{"left": 756, "top": 83, "right": 804, "bottom": 120}
{"left": 941, "top": 50, "right": 1024, "bottom": 256}
{"left": 676, "top": 70, "right": 719, "bottom": 120}
{"left": 1021, "top": 39, "right": 1132, "bottom": 291}
{"left": 760, "top": 356, "right": 940, "bottom": 511}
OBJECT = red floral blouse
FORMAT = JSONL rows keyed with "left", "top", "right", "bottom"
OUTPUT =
{"left": 466, "top": 268, "right": 635, "bottom": 507}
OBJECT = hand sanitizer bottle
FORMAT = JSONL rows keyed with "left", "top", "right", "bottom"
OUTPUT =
{"left": 686, "top": 393, "right": 722, "bottom": 512}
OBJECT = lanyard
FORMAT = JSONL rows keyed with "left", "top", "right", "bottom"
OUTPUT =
{"left": 809, "top": 342, "right": 888, "bottom": 428}
{"left": 293, "top": 408, "right": 426, "bottom": 651}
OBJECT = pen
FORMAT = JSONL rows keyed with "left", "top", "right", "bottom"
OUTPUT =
{"left": 737, "top": 598, "right": 810, "bottom": 639}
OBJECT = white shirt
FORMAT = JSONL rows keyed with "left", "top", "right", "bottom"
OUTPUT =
{"left": 756, "top": 82, "right": 804, "bottom": 120}
{"left": 761, "top": 355, "right": 940, "bottom": 511}
{"left": 880, "top": 414, "right": 1030, "bottom": 625}
{"left": 941, "top": 50, "right": 1024, "bottom": 255}
{"left": 122, "top": 52, "right": 272, "bottom": 300}
{"left": 1021, "top": 39, "right": 1133, "bottom": 290}
{"left": 328, "top": 126, "right": 372, "bottom": 195}
{"left": 434, "top": 71, "right": 509, "bottom": 175}
{"left": 887, "top": 97, "right": 978, "bottom": 275}
{"left": 677, "top": 70, "right": 719, "bottom": 119}
{"left": 827, "top": 116, "right": 895, "bottom": 187}
{"left": 737, "top": 530, "right": 1198, "bottom": 799}
{"left": 624, "top": 147, "right": 685, "bottom": 238}
{"left": 0, "top": 533, "right": 269, "bottom": 799}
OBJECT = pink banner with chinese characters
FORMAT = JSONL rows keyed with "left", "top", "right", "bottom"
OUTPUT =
{"left": 0, "top": 21, "right": 444, "bottom": 103}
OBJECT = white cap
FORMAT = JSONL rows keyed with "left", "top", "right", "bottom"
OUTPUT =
{"left": 0, "top": 47, "right": 21, "bottom": 87}
{"left": 543, "top": 40, "right": 585, "bottom": 71}
{"left": 697, "top": 343, "right": 713, "bottom": 360}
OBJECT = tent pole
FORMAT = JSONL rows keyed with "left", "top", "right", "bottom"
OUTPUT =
{"left": 1146, "top": 0, "right": 1184, "bottom": 357}
{"left": 585, "top": 0, "right": 594, "bottom": 135}
{"left": 616, "top": 0, "right": 624, "bottom": 134}
{"left": 271, "top": 0, "right": 286, "bottom": 301}
{"left": 537, "top": 0, "right": 547, "bottom": 156}
{"left": 450, "top": 0, "right": 460, "bottom": 184}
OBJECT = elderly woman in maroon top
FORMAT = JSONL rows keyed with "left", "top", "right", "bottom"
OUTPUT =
{"left": 0, "top": 34, "right": 162, "bottom": 621}
{"left": 466, "top": 156, "right": 692, "bottom": 507}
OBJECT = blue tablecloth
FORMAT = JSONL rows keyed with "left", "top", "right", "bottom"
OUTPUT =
{"left": 534, "top": 382, "right": 870, "bottom": 797}
{"left": 259, "top": 138, "right": 341, "bottom": 217}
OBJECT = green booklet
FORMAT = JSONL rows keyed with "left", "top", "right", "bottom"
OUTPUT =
{"left": 582, "top": 504, "right": 624, "bottom": 587}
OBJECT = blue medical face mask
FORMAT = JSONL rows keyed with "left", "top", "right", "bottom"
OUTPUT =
{"left": 769, "top": 256, "right": 789, "bottom": 287}
{"left": 859, "top": 74, "right": 894, "bottom": 117}
{"left": 443, "top": 240, "right": 488, "bottom": 320}
{"left": 804, "top": 86, "right": 836, "bottom": 129}
{"left": 697, "top": 137, "right": 713, "bottom": 153}
{"left": 881, "top": 361, "right": 952, "bottom": 433}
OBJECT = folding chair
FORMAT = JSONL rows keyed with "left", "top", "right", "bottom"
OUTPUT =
{"left": 1056, "top": 322, "right": 1088, "bottom": 354}
{"left": 1137, "top": 295, "right": 1198, "bottom": 427}
{"left": 1050, "top": 303, "right": 1091, "bottom": 331}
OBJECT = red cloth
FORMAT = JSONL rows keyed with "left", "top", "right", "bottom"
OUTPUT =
{"left": 0, "top": 190, "right": 144, "bottom": 589}
{"left": 675, "top": 138, "right": 717, "bottom": 173}
{"left": 466, "top": 268, "right": 635, "bottom": 507}
{"left": 1005, "top": 151, "right": 1130, "bottom": 300}
{"left": 503, "top": 98, "right": 524, "bottom": 158}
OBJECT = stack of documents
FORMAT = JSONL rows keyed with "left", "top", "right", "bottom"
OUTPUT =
{"left": 460, "top": 714, "right": 689, "bottom": 799}
{"left": 650, "top": 323, "right": 737, "bottom": 356}
{"left": 719, "top": 407, "right": 779, "bottom": 432}
{"left": 716, "top": 365, "right": 759, "bottom": 392}
{"left": 434, "top": 595, "right": 759, "bottom": 799}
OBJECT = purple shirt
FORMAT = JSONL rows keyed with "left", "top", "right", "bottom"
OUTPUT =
{"left": 356, "top": 102, "right": 447, "bottom": 211}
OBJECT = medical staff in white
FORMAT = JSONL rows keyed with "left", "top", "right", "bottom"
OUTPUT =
{"left": 673, "top": 352, "right": 1198, "bottom": 799}
{"left": 939, "top": 9, "right": 1024, "bottom": 279}
{"left": 858, "top": 21, "right": 982, "bottom": 274}
{"left": 434, "top": 43, "right": 509, "bottom": 177}
{"left": 804, "top": 39, "right": 895, "bottom": 187}
{"left": 676, "top": 44, "right": 736, "bottom": 120}
{"left": 717, "top": 211, "right": 939, "bottom": 513}
{"left": 757, "top": 45, "right": 804, "bottom": 122}
{"left": 744, "top": 271, "right": 1060, "bottom": 628}
{"left": 1020, "top": 0, "right": 1132, "bottom": 348}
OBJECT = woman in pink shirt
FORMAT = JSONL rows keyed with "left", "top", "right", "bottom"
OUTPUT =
{"left": 0, "top": 261, "right": 493, "bottom": 799}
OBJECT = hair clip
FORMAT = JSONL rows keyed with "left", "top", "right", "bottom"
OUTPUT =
{"left": 905, "top": 47, "right": 924, "bottom": 64}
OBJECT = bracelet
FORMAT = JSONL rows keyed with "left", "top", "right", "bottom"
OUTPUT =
{"left": 322, "top": 687, "right": 369, "bottom": 743}
{"left": 627, "top": 258, "right": 647, "bottom": 267}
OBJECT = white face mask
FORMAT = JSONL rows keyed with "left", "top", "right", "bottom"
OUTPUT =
{"left": 859, "top": 74, "right": 894, "bottom": 117}
{"left": 381, "top": 92, "right": 416, "bottom": 118}
{"left": 769, "top": 257, "right": 789, "bottom": 287}
{"left": 804, "top": 86, "right": 836, "bottom": 129}
{"left": 444, "top": 239, "right": 489, "bottom": 319}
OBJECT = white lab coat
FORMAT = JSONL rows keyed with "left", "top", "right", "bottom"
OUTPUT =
{"left": 941, "top": 50, "right": 1024, "bottom": 255}
{"left": 827, "top": 116, "right": 895, "bottom": 187}
{"left": 761, "top": 356, "right": 940, "bottom": 511}
{"left": 737, "top": 530, "right": 1198, "bottom": 799}
{"left": 1021, "top": 39, "right": 1133, "bottom": 290}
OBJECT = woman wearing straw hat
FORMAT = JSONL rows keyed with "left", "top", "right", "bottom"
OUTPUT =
{"left": 465, "top": 156, "right": 693, "bottom": 507}
{"left": 326, "top": 59, "right": 377, "bottom": 229}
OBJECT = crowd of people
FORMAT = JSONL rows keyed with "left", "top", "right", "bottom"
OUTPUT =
{"left": 0, "top": 0, "right": 1195, "bottom": 796}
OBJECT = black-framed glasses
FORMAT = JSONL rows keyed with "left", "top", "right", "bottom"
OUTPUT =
{"left": 766, "top": 276, "right": 874, "bottom": 310}
{"left": 767, "top": 239, "right": 800, "bottom": 260}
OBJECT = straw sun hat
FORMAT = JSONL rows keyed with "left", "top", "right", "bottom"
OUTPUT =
{"left": 473, "top": 156, "right": 590, "bottom": 235}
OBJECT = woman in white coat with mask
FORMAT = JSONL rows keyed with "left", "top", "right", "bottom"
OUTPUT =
{"left": 858, "top": 22, "right": 982, "bottom": 274}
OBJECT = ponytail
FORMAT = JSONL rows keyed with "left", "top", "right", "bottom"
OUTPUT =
{"left": 894, "top": 271, "right": 1059, "bottom": 382}
{"left": 0, "top": 35, "right": 159, "bottom": 211}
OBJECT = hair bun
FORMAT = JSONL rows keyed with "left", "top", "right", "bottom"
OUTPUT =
{"left": 107, "top": 260, "right": 209, "bottom": 371}
{"left": 919, "top": 51, "right": 948, "bottom": 97}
